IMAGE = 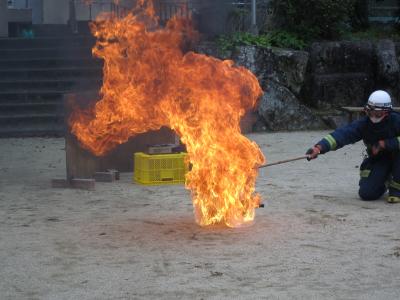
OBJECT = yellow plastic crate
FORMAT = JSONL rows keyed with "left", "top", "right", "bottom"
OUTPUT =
{"left": 134, "top": 152, "right": 188, "bottom": 185}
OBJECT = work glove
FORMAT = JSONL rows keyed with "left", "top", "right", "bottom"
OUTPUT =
{"left": 371, "top": 140, "right": 385, "bottom": 156}
{"left": 306, "top": 145, "right": 321, "bottom": 161}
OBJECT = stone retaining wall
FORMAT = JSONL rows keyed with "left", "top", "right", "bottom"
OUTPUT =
{"left": 235, "top": 39, "right": 400, "bottom": 131}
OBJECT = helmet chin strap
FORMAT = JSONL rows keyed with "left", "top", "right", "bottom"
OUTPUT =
{"left": 370, "top": 116, "right": 384, "bottom": 123}
{"left": 369, "top": 115, "right": 387, "bottom": 124}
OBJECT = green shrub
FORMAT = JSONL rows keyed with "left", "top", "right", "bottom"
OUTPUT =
{"left": 216, "top": 31, "right": 306, "bottom": 54}
{"left": 217, "top": 30, "right": 307, "bottom": 54}
{"left": 267, "top": 30, "right": 307, "bottom": 49}
{"left": 217, "top": 32, "right": 268, "bottom": 54}
{"left": 271, "top": 0, "right": 356, "bottom": 40}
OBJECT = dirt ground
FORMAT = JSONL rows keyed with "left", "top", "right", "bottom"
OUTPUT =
{"left": 1, "top": 131, "right": 400, "bottom": 300}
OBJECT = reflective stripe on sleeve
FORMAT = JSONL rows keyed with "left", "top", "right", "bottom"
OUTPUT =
{"left": 360, "top": 170, "right": 371, "bottom": 178}
{"left": 390, "top": 179, "right": 400, "bottom": 191}
{"left": 397, "top": 137, "right": 400, "bottom": 150}
{"left": 323, "top": 134, "right": 337, "bottom": 150}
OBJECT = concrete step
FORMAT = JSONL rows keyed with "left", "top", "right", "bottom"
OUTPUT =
{"left": 0, "top": 102, "right": 62, "bottom": 115}
{"left": 32, "top": 23, "right": 92, "bottom": 37}
{"left": 0, "top": 89, "right": 100, "bottom": 103}
{"left": 0, "top": 47, "right": 94, "bottom": 60}
{"left": 0, "top": 78, "right": 103, "bottom": 92}
{"left": 0, "top": 67, "right": 102, "bottom": 80}
{"left": 0, "top": 113, "right": 64, "bottom": 130}
{"left": 0, "top": 58, "right": 103, "bottom": 69}
{"left": 0, "top": 36, "right": 96, "bottom": 49}
{"left": 0, "top": 33, "right": 101, "bottom": 138}
{"left": 0, "top": 125, "right": 65, "bottom": 138}
{"left": 32, "top": 24, "right": 75, "bottom": 37}
{"left": 0, "top": 90, "right": 64, "bottom": 103}
{"left": 0, "top": 90, "right": 69, "bottom": 103}
{"left": 0, "top": 95, "right": 66, "bottom": 136}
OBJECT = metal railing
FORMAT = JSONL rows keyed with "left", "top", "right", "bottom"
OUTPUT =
{"left": 153, "top": 0, "right": 192, "bottom": 24}
{"left": 228, "top": 0, "right": 273, "bottom": 32}
{"left": 74, "top": 0, "right": 130, "bottom": 21}
{"left": 70, "top": 0, "right": 271, "bottom": 34}
{"left": 154, "top": 0, "right": 272, "bottom": 34}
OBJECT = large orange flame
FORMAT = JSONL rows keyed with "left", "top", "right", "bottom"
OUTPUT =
{"left": 69, "top": 0, "right": 265, "bottom": 228}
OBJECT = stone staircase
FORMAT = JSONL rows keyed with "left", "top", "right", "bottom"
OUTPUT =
{"left": 0, "top": 30, "right": 103, "bottom": 137}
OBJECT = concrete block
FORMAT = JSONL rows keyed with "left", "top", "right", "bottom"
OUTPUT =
{"left": 51, "top": 178, "right": 69, "bottom": 188}
{"left": 70, "top": 178, "right": 95, "bottom": 190}
{"left": 94, "top": 171, "right": 115, "bottom": 182}
{"left": 240, "top": 111, "right": 258, "bottom": 134}
{"left": 107, "top": 169, "right": 120, "bottom": 180}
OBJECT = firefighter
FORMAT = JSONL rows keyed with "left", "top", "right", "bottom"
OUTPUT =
{"left": 306, "top": 90, "right": 400, "bottom": 203}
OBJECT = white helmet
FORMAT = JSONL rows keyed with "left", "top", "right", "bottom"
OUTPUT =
{"left": 367, "top": 90, "right": 392, "bottom": 111}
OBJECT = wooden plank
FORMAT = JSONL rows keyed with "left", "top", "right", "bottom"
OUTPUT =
{"left": 340, "top": 106, "right": 400, "bottom": 124}
{"left": 340, "top": 107, "right": 365, "bottom": 123}
{"left": 341, "top": 106, "right": 400, "bottom": 112}
{"left": 340, "top": 107, "right": 365, "bottom": 112}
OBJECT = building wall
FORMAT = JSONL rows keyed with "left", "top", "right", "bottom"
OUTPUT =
{"left": 30, "top": 0, "right": 43, "bottom": 24}
{"left": 0, "top": 0, "right": 7, "bottom": 37}
{"left": 42, "top": 0, "right": 69, "bottom": 24}
{"left": 42, "top": 0, "right": 133, "bottom": 24}
{"left": 75, "top": 1, "right": 117, "bottom": 21}
{"left": 368, "top": 0, "right": 400, "bottom": 22}
{"left": 10, "top": 0, "right": 27, "bottom": 8}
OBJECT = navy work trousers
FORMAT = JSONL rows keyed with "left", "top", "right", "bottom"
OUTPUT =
{"left": 359, "top": 152, "right": 400, "bottom": 200}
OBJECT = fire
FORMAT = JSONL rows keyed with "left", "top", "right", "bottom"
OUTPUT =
{"left": 69, "top": 0, "right": 265, "bottom": 227}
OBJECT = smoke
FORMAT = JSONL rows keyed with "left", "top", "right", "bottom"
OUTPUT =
{"left": 191, "top": 0, "right": 234, "bottom": 37}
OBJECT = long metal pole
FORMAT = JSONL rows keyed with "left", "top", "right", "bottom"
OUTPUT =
{"left": 251, "top": 0, "right": 258, "bottom": 35}
{"left": 257, "top": 155, "right": 308, "bottom": 169}
{"left": 69, "top": 0, "right": 78, "bottom": 34}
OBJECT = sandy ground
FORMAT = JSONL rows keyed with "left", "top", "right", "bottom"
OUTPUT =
{"left": 0, "top": 131, "right": 400, "bottom": 300}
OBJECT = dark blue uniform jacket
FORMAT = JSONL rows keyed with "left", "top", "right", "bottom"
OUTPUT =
{"left": 316, "top": 112, "right": 400, "bottom": 157}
